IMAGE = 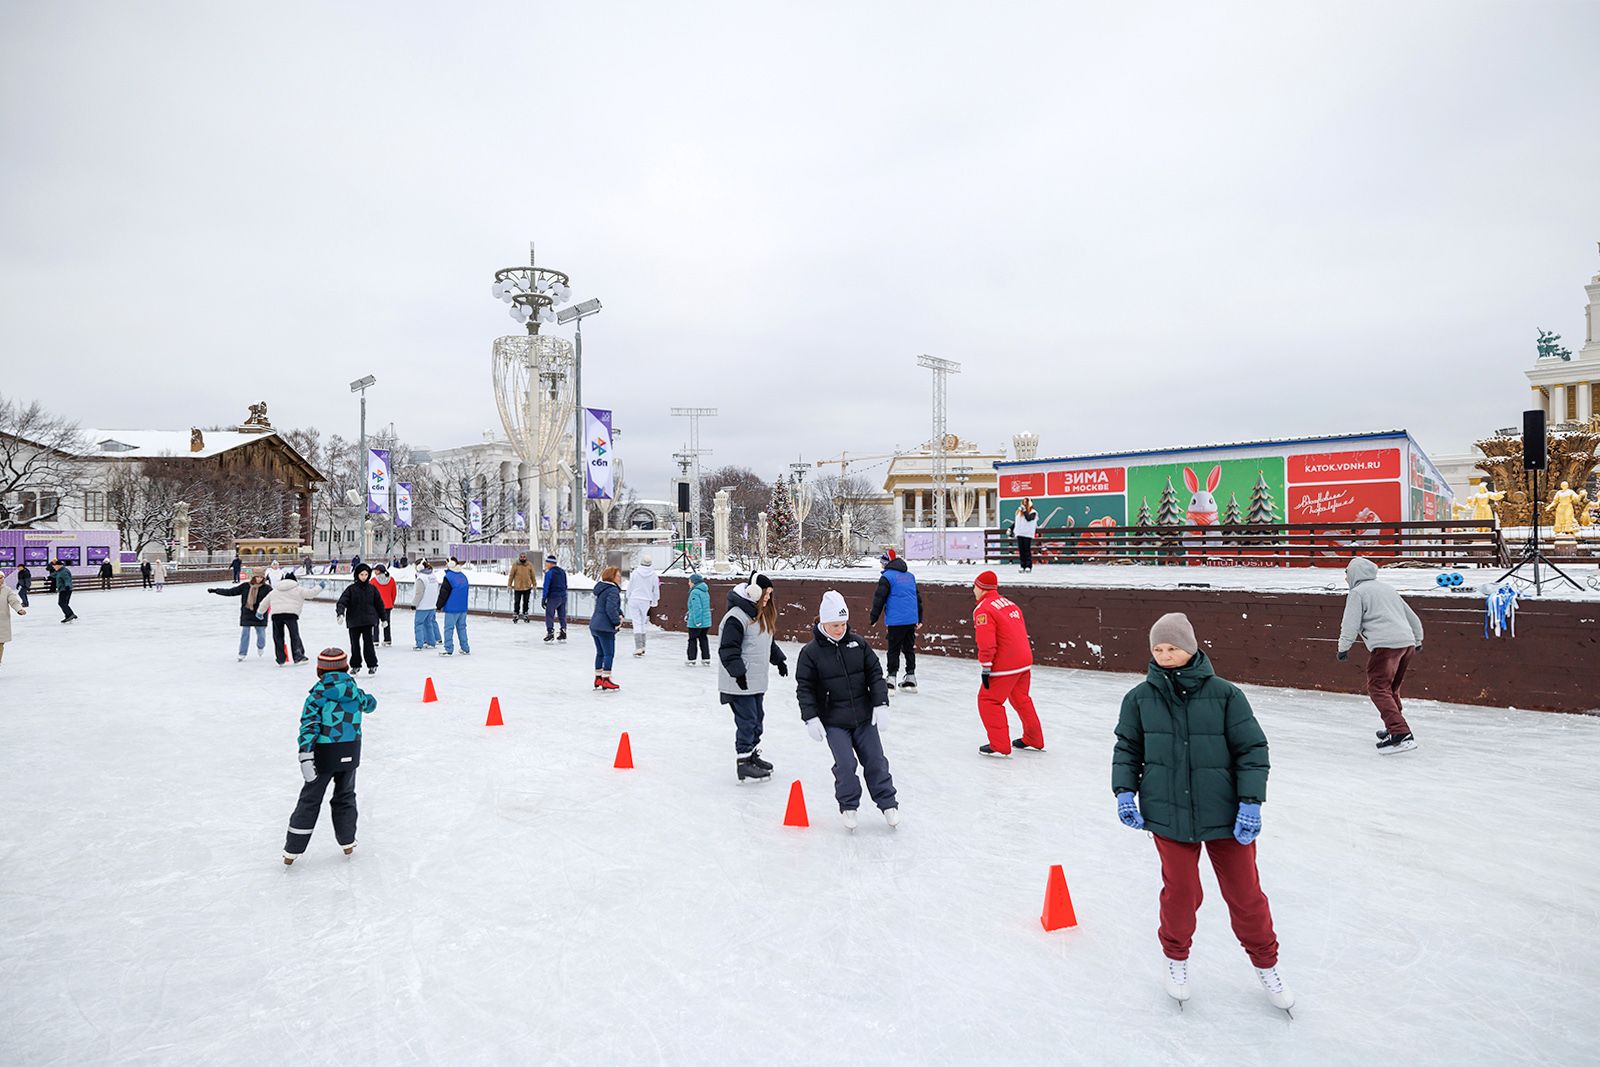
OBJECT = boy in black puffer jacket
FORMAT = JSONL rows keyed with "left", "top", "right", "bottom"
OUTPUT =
{"left": 795, "top": 590, "right": 899, "bottom": 830}
{"left": 335, "top": 563, "right": 385, "bottom": 674}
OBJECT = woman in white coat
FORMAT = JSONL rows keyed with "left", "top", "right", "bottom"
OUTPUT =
{"left": 0, "top": 573, "right": 27, "bottom": 668}
{"left": 626, "top": 553, "right": 661, "bottom": 656}
{"left": 151, "top": 556, "right": 168, "bottom": 592}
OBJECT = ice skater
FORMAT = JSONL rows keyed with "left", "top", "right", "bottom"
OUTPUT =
{"left": 208, "top": 568, "right": 271, "bottom": 658}
{"left": 684, "top": 572, "right": 711, "bottom": 665}
{"left": 626, "top": 552, "right": 660, "bottom": 656}
{"left": 257, "top": 571, "right": 317, "bottom": 666}
{"left": 436, "top": 558, "right": 471, "bottom": 656}
{"left": 507, "top": 552, "right": 536, "bottom": 623}
{"left": 412, "top": 560, "right": 441, "bottom": 650}
{"left": 797, "top": 590, "right": 898, "bottom": 829}
{"left": 970, "top": 570, "right": 1043, "bottom": 757}
{"left": 283, "top": 647, "right": 376, "bottom": 865}
{"left": 334, "top": 563, "right": 384, "bottom": 674}
{"left": 51, "top": 561, "right": 78, "bottom": 623}
{"left": 717, "top": 571, "right": 788, "bottom": 782}
{"left": 540, "top": 553, "right": 567, "bottom": 642}
{"left": 1013, "top": 498, "right": 1039, "bottom": 572}
{"left": 1337, "top": 557, "right": 1425, "bottom": 754}
{"left": 0, "top": 572, "right": 27, "bottom": 668}
{"left": 372, "top": 565, "right": 398, "bottom": 646}
{"left": 590, "top": 566, "right": 623, "bottom": 690}
{"left": 869, "top": 548, "right": 922, "bottom": 691}
{"left": 1112, "top": 612, "right": 1292, "bottom": 1014}
{"left": 97, "top": 557, "right": 113, "bottom": 590}
{"left": 151, "top": 556, "right": 166, "bottom": 592}
{"left": 16, "top": 563, "right": 32, "bottom": 606}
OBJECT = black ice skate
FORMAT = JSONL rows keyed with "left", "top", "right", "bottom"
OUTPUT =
{"left": 557, "top": 630, "right": 567, "bottom": 641}
{"left": 1375, "top": 732, "right": 1417, "bottom": 754}
{"left": 979, "top": 744, "right": 1013, "bottom": 759}
{"left": 543, "top": 633, "right": 555, "bottom": 643}
{"left": 749, "top": 749, "right": 773, "bottom": 772}
{"left": 737, "top": 754, "right": 772, "bottom": 783}
{"left": 1012, "top": 738, "right": 1046, "bottom": 753}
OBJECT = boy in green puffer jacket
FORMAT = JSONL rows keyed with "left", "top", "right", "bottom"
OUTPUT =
{"left": 1112, "top": 613, "right": 1294, "bottom": 1014}
{"left": 282, "top": 647, "right": 377, "bottom": 865}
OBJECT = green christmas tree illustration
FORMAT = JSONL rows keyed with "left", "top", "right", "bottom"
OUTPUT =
{"left": 1156, "top": 478, "right": 1185, "bottom": 525}
{"left": 1246, "top": 470, "right": 1280, "bottom": 524}
{"left": 1135, "top": 496, "right": 1153, "bottom": 527}
{"left": 1223, "top": 491, "right": 1243, "bottom": 525}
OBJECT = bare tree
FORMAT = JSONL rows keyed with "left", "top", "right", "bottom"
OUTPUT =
{"left": 424, "top": 455, "right": 512, "bottom": 543}
{"left": 105, "top": 461, "right": 188, "bottom": 553}
{"left": 696, "top": 465, "right": 771, "bottom": 559}
{"left": 796, "top": 473, "right": 895, "bottom": 567}
{"left": 0, "top": 394, "right": 87, "bottom": 527}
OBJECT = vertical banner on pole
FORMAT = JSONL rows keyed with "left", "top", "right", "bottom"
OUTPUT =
{"left": 367, "top": 449, "right": 390, "bottom": 515}
{"left": 469, "top": 500, "right": 483, "bottom": 537}
{"left": 395, "top": 482, "right": 412, "bottom": 529}
{"left": 585, "top": 408, "right": 614, "bottom": 501}
{"left": 514, "top": 510, "right": 526, "bottom": 531}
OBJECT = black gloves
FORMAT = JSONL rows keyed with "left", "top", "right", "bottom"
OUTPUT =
{"left": 981, "top": 669, "right": 992, "bottom": 689}
{"left": 1415, "top": 644, "right": 1422, "bottom": 655}
{"left": 735, "top": 674, "right": 748, "bottom": 690}
{"left": 1336, "top": 650, "right": 1348, "bottom": 661}
{"left": 777, "top": 662, "right": 788, "bottom": 678}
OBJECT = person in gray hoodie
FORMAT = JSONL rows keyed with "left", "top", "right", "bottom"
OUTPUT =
{"left": 1337, "top": 557, "right": 1425, "bottom": 753}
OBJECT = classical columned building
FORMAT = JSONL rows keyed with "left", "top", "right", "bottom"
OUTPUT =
{"left": 882, "top": 436, "right": 1005, "bottom": 540}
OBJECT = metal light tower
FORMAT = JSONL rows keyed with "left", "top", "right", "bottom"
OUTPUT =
{"left": 671, "top": 407, "right": 717, "bottom": 541}
{"left": 917, "top": 354, "right": 961, "bottom": 563}
{"left": 350, "top": 374, "right": 376, "bottom": 559}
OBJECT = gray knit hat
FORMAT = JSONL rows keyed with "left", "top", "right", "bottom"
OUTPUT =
{"left": 1149, "top": 612, "right": 1198, "bottom": 655}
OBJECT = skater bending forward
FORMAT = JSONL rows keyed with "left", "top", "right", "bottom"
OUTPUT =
{"left": 1112, "top": 612, "right": 1293, "bottom": 1013}
{"left": 718, "top": 571, "right": 787, "bottom": 782}
{"left": 283, "top": 647, "right": 377, "bottom": 865}
{"left": 796, "top": 591, "right": 899, "bottom": 829}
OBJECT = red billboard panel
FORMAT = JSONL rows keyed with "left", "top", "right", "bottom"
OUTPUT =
{"left": 1047, "top": 467, "right": 1126, "bottom": 496}
{"left": 1286, "top": 480, "right": 1403, "bottom": 524}
{"left": 1288, "top": 448, "right": 1401, "bottom": 483}
{"left": 999, "top": 472, "right": 1047, "bottom": 498}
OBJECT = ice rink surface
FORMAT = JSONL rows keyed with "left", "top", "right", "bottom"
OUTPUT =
{"left": 2, "top": 586, "right": 1597, "bottom": 1066}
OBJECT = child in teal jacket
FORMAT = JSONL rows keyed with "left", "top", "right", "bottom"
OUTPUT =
{"left": 283, "top": 647, "right": 377, "bottom": 865}
{"left": 685, "top": 573, "right": 713, "bottom": 665}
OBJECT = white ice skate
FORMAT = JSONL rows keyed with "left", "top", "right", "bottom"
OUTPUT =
{"left": 883, "top": 807, "right": 900, "bottom": 829}
{"left": 237, "top": 654, "right": 248, "bottom": 662}
{"left": 1165, "top": 958, "right": 1190, "bottom": 1004}
{"left": 1255, "top": 966, "right": 1295, "bottom": 1014}
{"left": 841, "top": 809, "right": 858, "bottom": 831}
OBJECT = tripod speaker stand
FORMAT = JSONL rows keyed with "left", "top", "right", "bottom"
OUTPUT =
{"left": 1497, "top": 467, "right": 1580, "bottom": 593}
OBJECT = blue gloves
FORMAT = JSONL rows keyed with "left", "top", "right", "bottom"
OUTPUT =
{"left": 1234, "top": 803, "right": 1262, "bottom": 845}
{"left": 1116, "top": 792, "right": 1145, "bottom": 829}
{"left": 299, "top": 753, "right": 317, "bottom": 783}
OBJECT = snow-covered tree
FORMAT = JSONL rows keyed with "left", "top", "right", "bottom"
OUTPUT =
{"left": 768, "top": 475, "right": 797, "bottom": 556}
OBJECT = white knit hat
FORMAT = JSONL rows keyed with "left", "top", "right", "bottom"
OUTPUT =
{"left": 641, "top": 552, "right": 653, "bottom": 566}
{"left": 819, "top": 590, "right": 849, "bottom": 623}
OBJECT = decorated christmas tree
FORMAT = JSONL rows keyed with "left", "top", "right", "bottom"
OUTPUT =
{"left": 1134, "top": 496, "right": 1153, "bottom": 527}
{"left": 1246, "top": 470, "right": 1280, "bottom": 524}
{"left": 1156, "top": 478, "right": 1185, "bottom": 525}
{"left": 1223, "top": 491, "right": 1243, "bottom": 525}
{"left": 768, "top": 474, "right": 797, "bottom": 554}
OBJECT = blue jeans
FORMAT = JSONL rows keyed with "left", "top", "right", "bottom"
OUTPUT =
{"left": 238, "top": 626, "right": 266, "bottom": 655}
{"left": 442, "top": 611, "right": 469, "bottom": 653}
{"left": 729, "top": 694, "right": 766, "bottom": 754}
{"left": 414, "top": 609, "right": 437, "bottom": 648}
{"left": 591, "top": 630, "right": 616, "bottom": 671}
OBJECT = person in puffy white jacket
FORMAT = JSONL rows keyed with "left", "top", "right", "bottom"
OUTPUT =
{"left": 625, "top": 553, "right": 661, "bottom": 656}
{"left": 256, "top": 573, "right": 321, "bottom": 666}
{"left": 1012, "top": 499, "right": 1040, "bottom": 572}
{"left": 1337, "top": 557, "right": 1425, "bottom": 754}
{"left": 411, "top": 562, "right": 442, "bottom": 650}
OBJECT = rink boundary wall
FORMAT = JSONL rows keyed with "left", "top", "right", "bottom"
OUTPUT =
{"left": 651, "top": 577, "right": 1597, "bottom": 714}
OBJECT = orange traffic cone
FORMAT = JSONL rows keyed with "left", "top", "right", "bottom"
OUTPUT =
{"left": 485, "top": 696, "right": 503, "bottom": 727}
{"left": 422, "top": 677, "right": 438, "bottom": 703}
{"left": 783, "top": 780, "right": 809, "bottom": 828}
{"left": 1040, "top": 864, "right": 1078, "bottom": 931}
{"left": 614, "top": 731, "right": 633, "bottom": 769}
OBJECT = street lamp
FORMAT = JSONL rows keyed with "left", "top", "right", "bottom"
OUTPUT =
{"left": 557, "top": 297, "right": 602, "bottom": 575}
{"left": 350, "top": 375, "right": 376, "bottom": 559}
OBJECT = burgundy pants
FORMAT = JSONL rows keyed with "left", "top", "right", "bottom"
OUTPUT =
{"left": 977, "top": 671, "right": 1043, "bottom": 754}
{"left": 1153, "top": 834, "right": 1279, "bottom": 968}
{"left": 1365, "top": 646, "right": 1414, "bottom": 736}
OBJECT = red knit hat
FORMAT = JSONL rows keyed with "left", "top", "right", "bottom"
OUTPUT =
{"left": 975, "top": 570, "right": 999, "bottom": 590}
{"left": 316, "top": 647, "right": 349, "bottom": 675}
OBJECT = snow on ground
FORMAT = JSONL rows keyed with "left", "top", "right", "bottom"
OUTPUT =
{"left": 2, "top": 586, "right": 1597, "bottom": 1066}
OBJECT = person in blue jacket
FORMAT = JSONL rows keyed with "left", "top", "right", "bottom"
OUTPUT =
{"left": 435, "top": 558, "right": 471, "bottom": 656}
{"left": 283, "top": 646, "right": 376, "bottom": 865}
{"left": 868, "top": 549, "right": 923, "bottom": 691}
{"left": 540, "top": 553, "right": 568, "bottom": 643}
{"left": 685, "top": 573, "right": 713, "bottom": 665}
{"left": 590, "top": 565, "right": 624, "bottom": 690}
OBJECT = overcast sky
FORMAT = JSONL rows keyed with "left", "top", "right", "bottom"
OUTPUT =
{"left": 4, "top": 2, "right": 1599, "bottom": 497}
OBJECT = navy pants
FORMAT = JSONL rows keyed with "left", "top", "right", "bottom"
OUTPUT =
{"left": 686, "top": 627, "right": 711, "bottom": 661}
{"left": 825, "top": 722, "right": 897, "bottom": 811}
{"left": 729, "top": 694, "right": 766, "bottom": 754}
{"left": 545, "top": 598, "right": 567, "bottom": 634}
{"left": 592, "top": 630, "right": 616, "bottom": 670}
{"left": 284, "top": 769, "right": 358, "bottom": 854}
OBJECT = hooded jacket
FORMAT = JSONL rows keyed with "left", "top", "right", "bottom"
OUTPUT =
{"left": 685, "top": 575, "right": 712, "bottom": 629}
{"left": 298, "top": 670, "right": 376, "bottom": 774}
{"left": 373, "top": 571, "right": 398, "bottom": 610}
{"left": 589, "top": 580, "right": 623, "bottom": 634}
{"left": 1112, "top": 650, "right": 1269, "bottom": 843}
{"left": 257, "top": 575, "right": 319, "bottom": 618}
{"left": 508, "top": 559, "right": 537, "bottom": 591}
{"left": 413, "top": 568, "right": 441, "bottom": 609}
{"left": 717, "top": 587, "right": 787, "bottom": 703}
{"left": 336, "top": 569, "right": 386, "bottom": 629}
{"left": 209, "top": 578, "right": 272, "bottom": 627}
{"left": 626, "top": 564, "right": 660, "bottom": 618}
{"left": 1338, "top": 558, "right": 1425, "bottom": 654}
{"left": 869, "top": 557, "right": 923, "bottom": 627}
{"left": 795, "top": 623, "right": 889, "bottom": 729}
{"left": 1013, "top": 507, "right": 1039, "bottom": 538}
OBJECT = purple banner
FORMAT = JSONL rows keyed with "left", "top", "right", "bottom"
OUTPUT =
{"left": 87, "top": 546, "right": 111, "bottom": 564}
{"left": 585, "top": 407, "right": 613, "bottom": 500}
{"left": 23, "top": 546, "right": 50, "bottom": 565}
{"left": 56, "top": 546, "right": 81, "bottom": 565}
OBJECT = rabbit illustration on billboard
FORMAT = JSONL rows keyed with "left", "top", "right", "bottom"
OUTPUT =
{"left": 1183, "top": 465, "right": 1222, "bottom": 527}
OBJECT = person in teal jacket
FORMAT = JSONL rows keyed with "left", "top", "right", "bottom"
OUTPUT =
{"left": 282, "top": 646, "right": 377, "bottom": 865}
{"left": 1112, "top": 612, "right": 1293, "bottom": 1013}
{"left": 52, "top": 561, "right": 78, "bottom": 622}
{"left": 685, "top": 573, "right": 713, "bottom": 665}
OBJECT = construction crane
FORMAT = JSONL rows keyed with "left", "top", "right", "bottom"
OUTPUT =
{"left": 814, "top": 451, "right": 898, "bottom": 479}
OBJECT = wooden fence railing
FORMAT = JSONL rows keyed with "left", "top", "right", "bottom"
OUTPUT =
{"left": 984, "top": 520, "right": 1508, "bottom": 568}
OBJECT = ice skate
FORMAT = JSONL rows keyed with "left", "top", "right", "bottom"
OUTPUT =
{"left": 979, "top": 744, "right": 1013, "bottom": 759}
{"left": 749, "top": 749, "right": 773, "bottom": 772}
{"left": 1165, "top": 958, "right": 1190, "bottom": 1005}
{"left": 558, "top": 630, "right": 567, "bottom": 641}
{"left": 841, "top": 808, "right": 859, "bottom": 831}
{"left": 883, "top": 807, "right": 900, "bottom": 829}
{"left": 237, "top": 654, "right": 248, "bottom": 662}
{"left": 886, "top": 673, "right": 898, "bottom": 689}
{"left": 736, "top": 754, "right": 772, "bottom": 783}
{"left": 593, "top": 675, "right": 604, "bottom": 691}
{"left": 1375, "top": 732, "right": 1417, "bottom": 754}
{"left": 633, "top": 648, "right": 646, "bottom": 657}
{"left": 597, "top": 676, "right": 620, "bottom": 691}
{"left": 543, "top": 633, "right": 555, "bottom": 643}
{"left": 282, "top": 851, "right": 296, "bottom": 866}
{"left": 1375, "top": 729, "right": 1389, "bottom": 740}
{"left": 899, "top": 674, "right": 917, "bottom": 692}
{"left": 1012, "top": 738, "right": 1046, "bottom": 753}
{"left": 1255, "top": 966, "right": 1295, "bottom": 1014}
{"left": 366, "top": 667, "right": 376, "bottom": 675}
{"left": 440, "top": 650, "right": 453, "bottom": 656}
{"left": 341, "top": 842, "right": 357, "bottom": 856}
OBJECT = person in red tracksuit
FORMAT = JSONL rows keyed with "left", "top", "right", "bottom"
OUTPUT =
{"left": 970, "top": 570, "right": 1044, "bottom": 758}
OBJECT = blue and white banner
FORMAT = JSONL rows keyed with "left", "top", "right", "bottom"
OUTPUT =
{"left": 585, "top": 408, "right": 613, "bottom": 501}
{"left": 514, "top": 510, "right": 526, "bottom": 531}
{"left": 367, "top": 449, "right": 390, "bottom": 515}
{"left": 468, "top": 499, "right": 483, "bottom": 537}
{"left": 394, "top": 482, "right": 412, "bottom": 529}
